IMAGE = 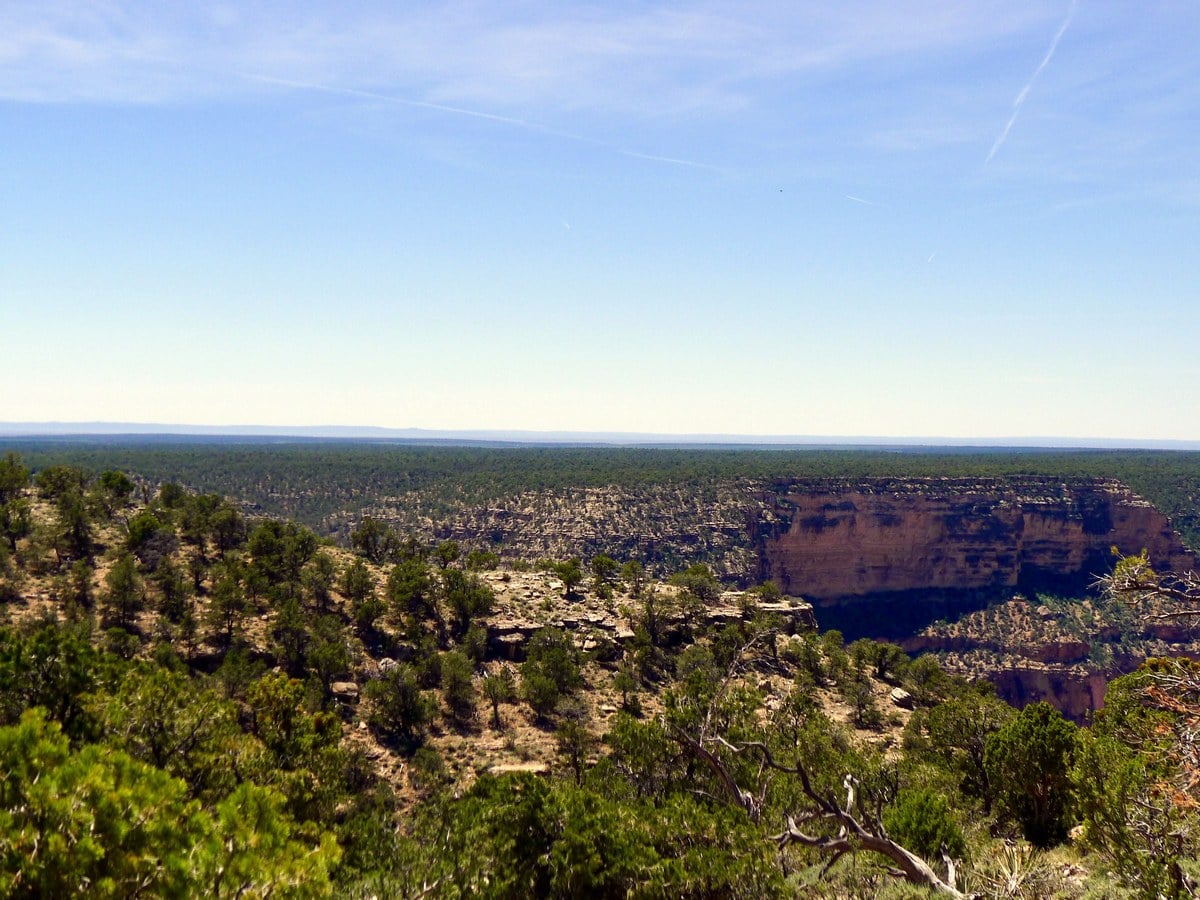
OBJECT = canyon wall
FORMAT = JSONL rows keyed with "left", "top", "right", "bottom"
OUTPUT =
{"left": 987, "top": 667, "right": 1112, "bottom": 724}
{"left": 755, "top": 477, "right": 1195, "bottom": 639}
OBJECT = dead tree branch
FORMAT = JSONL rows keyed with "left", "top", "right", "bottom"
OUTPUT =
{"left": 1097, "top": 552, "right": 1200, "bottom": 620}
{"left": 670, "top": 715, "right": 969, "bottom": 895}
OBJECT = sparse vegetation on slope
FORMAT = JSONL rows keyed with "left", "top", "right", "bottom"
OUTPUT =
{"left": 2, "top": 451, "right": 1198, "bottom": 897}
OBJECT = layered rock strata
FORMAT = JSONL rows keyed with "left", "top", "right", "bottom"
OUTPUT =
{"left": 755, "top": 476, "right": 1195, "bottom": 639}
{"left": 905, "top": 592, "right": 1200, "bottom": 722}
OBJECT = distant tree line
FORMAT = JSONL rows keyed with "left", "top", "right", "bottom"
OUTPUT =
{"left": 3, "top": 440, "right": 1197, "bottom": 549}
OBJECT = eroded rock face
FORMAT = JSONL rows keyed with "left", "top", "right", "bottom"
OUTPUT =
{"left": 755, "top": 477, "right": 1195, "bottom": 638}
{"left": 989, "top": 667, "right": 1111, "bottom": 723}
{"left": 902, "top": 590, "right": 1200, "bottom": 721}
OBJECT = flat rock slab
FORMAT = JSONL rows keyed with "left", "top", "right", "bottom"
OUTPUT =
{"left": 489, "top": 762, "right": 550, "bottom": 776}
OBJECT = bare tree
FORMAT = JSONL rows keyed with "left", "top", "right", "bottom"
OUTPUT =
{"left": 666, "top": 630, "right": 970, "bottom": 898}
{"left": 1098, "top": 550, "right": 1200, "bottom": 619}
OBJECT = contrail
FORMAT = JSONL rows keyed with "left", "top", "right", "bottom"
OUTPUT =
{"left": 845, "top": 194, "right": 872, "bottom": 205}
{"left": 242, "top": 71, "right": 719, "bottom": 173}
{"left": 241, "top": 73, "right": 531, "bottom": 127}
{"left": 985, "top": 0, "right": 1077, "bottom": 165}
{"left": 618, "top": 149, "right": 722, "bottom": 171}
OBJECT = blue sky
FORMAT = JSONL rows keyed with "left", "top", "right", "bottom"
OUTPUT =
{"left": 3, "top": 1, "right": 1198, "bottom": 440}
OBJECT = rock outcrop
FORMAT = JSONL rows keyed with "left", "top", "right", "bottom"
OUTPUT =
{"left": 481, "top": 570, "right": 815, "bottom": 660}
{"left": 755, "top": 476, "right": 1195, "bottom": 639}
{"left": 902, "top": 591, "right": 1200, "bottom": 722}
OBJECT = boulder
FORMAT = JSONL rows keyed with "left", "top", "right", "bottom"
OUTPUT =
{"left": 331, "top": 681, "right": 360, "bottom": 700}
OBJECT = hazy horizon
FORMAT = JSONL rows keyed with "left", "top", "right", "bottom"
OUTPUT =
{"left": 2, "top": 420, "right": 1198, "bottom": 452}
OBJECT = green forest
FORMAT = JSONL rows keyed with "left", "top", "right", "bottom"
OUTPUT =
{"left": 4, "top": 440, "right": 1198, "bottom": 549}
{"left": 1, "top": 449, "right": 1199, "bottom": 897}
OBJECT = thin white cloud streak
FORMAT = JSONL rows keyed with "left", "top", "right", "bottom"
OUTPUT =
{"left": 245, "top": 71, "right": 720, "bottom": 172}
{"left": 0, "top": 2, "right": 1054, "bottom": 114}
{"left": 985, "top": 0, "right": 1077, "bottom": 164}
{"left": 617, "top": 149, "right": 722, "bottom": 171}
{"left": 6, "top": 2, "right": 1193, "bottom": 189}
{"left": 242, "top": 73, "right": 531, "bottom": 127}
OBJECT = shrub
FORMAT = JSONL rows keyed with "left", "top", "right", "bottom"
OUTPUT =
{"left": 440, "top": 651, "right": 477, "bottom": 725}
{"left": 365, "top": 664, "right": 433, "bottom": 746}
{"left": 985, "top": 701, "right": 1078, "bottom": 847}
{"left": 882, "top": 788, "right": 967, "bottom": 862}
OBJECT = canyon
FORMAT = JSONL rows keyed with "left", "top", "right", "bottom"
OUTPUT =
{"left": 755, "top": 476, "right": 1195, "bottom": 637}
{"left": 414, "top": 473, "right": 1198, "bottom": 720}
{"left": 753, "top": 476, "right": 1199, "bottom": 719}
{"left": 375, "top": 472, "right": 1196, "bottom": 719}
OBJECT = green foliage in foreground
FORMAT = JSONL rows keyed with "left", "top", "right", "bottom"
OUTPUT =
{"left": 882, "top": 788, "right": 967, "bottom": 863}
{"left": 394, "top": 772, "right": 781, "bottom": 899}
{"left": 985, "top": 701, "right": 1079, "bottom": 848}
{"left": 0, "top": 618, "right": 377, "bottom": 897}
{"left": 3, "top": 617, "right": 1198, "bottom": 899}
{"left": 1074, "top": 659, "right": 1200, "bottom": 899}
{"left": 2, "top": 457, "right": 1198, "bottom": 898}
{"left": 0, "top": 708, "right": 339, "bottom": 898}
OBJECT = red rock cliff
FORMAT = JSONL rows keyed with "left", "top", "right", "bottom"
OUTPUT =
{"left": 756, "top": 477, "right": 1194, "bottom": 632}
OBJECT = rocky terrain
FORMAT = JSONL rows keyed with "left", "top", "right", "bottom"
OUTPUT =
{"left": 12, "top": 451, "right": 1199, "bottom": 727}
{"left": 352, "top": 475, "right": 1196, "bottom": 615}
{"left": 480, "top": 576, "right": 815, "bottom": 660}
{"left": 357, "top": 482, "right": 762, "bottom": 581}
{"left": 353, "top": 474, "right": 1197, "bottom": 722}
{"left": 0, "top": 482, "right": 831, "bottom": 805}
{"left": 747, "top": 475, "right": 1199, "bottom": 720}
{"left": 903, "top": 590, "right": 1200, "bottom": 721}
{"left": 754, "top": 476, "right": 1196, "bottom": 640}
{"left": 7, "top": 457, "right": 1200, "bottom": 895}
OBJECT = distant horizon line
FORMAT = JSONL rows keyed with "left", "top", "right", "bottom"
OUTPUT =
{"left": 1, "top": 421, "right": 1198, "bottom": 451}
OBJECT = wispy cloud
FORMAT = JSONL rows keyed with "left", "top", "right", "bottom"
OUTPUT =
{"left": 5, "top": 1, "right": 1192, "bottom": 191}
{"left": 244, "top": 71, "right": 721, "bottom": 172}
{"left": 985, "top": 0, "right": 1077, "bottom": 165}
{"left": 0, "top": 2, "right": 1053, "bottom": 114}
